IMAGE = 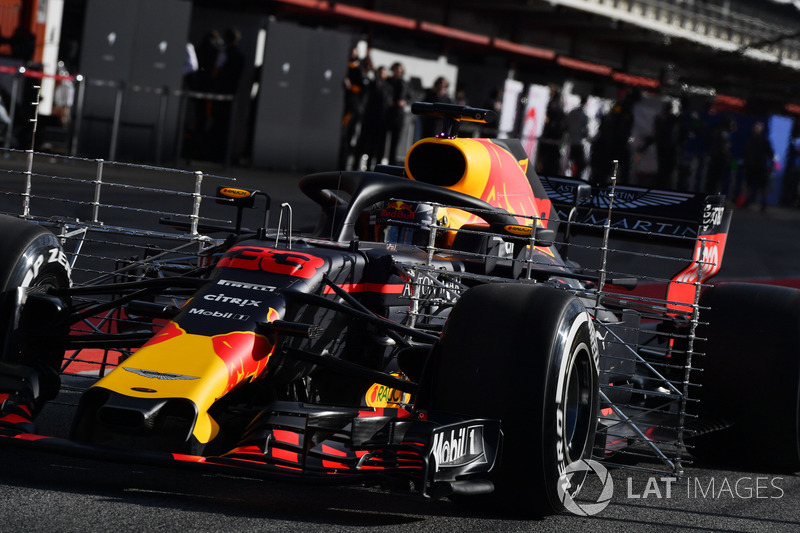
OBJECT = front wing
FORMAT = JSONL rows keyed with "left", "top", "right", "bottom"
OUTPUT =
{"left": 0, "top": 402, "right": 501, "bottom": 499}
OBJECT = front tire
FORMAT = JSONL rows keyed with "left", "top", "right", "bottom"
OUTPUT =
{"left": 0, "top": 215, "right": 70, "bottom": 403}
{"left": 423, "top": 283, "right": 600, "bottom": 515}
{"left": 0, "top": 215, "right": 70, "bottom": 295}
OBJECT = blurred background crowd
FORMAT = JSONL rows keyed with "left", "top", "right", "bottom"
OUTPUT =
{"left": 338, "top": 46, "right": 798, "bottom": 210}
{"left": 1, "top": 0, "right": 800, "bottom": 209}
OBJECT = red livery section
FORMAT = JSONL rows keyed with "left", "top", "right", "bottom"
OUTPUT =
{"left": 667, "top": 232, "right": 729, "bottom": 313}
{"left": 142, "top": 322, "right": 185, "bottom": 347}
{"left": 221, "top": 406, "right": 426, "bottom": 476}
{"left": 474, "top": 139, "right": 553, "bottom": 227}
{"left": 322, "top": 283, "right": 406, "bottom": 295}
{"left": 212, "top": 330, "right": 275, "bottom": 392}
{"left": 219, "top": 247, "right": 325, "bottom": 279}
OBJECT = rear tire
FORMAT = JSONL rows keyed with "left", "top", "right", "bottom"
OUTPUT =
{"left": 692, "top": 283, "right": 800, "bottom": 472}
{"left": 423, "top": 283, "right": 599, "bottom": 515}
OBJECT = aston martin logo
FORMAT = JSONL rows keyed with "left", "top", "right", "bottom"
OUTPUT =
{"left": 124, "top": 367, "right": 200, "bottom": 381}
{"left": 541, "top": 178, "right": 692, "bottom": 208}
{"left": 591, "top": 188, "right": 693, "bottom": 209}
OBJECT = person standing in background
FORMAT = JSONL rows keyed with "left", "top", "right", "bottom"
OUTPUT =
{"left": 705, "top": 116, "right": 735, "bottom": 195}
{"left": 356, "top": 64, "right": 392, "bottom": 170}
{"left": 566, "top": 96, "right": 589, "bottom": 179}
{"left": 386, "top": 62, "right": 410, "bottom": 165}
{"left": 339, "top": 48, "right": 368, "bottom": 169}
{"left": 538, "top": 85, "right": 566, "bottom": 176}
{"left": 743, "top": 121, "right": 774, "bottom": 211}
{"left": 652, "top": 101, "right": 680, "bottom": 189}
{"left": 419, "top": 76, "right": 452, "bottom": 138}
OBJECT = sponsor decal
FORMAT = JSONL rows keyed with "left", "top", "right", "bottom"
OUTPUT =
{"left": 555, "top": 209, "right": 698, "bottom": 237}
{"left": 504, "top": 224, "right": 533, "bottom": 236}
{"left": 218, "top": 187, "right": 252, "bottom": 199}
{"left": 364, "top": 382, "right": 410, "bottom": 408}
{"left": 217, "top": 279, "right": 275, "bottom": 292}
{"left": 187, "top": 308, "right": 250, "bottom": 320}
{"left": 381, "top": 201, "right": 416, "bottom": 221}
{"left": 542, "top": 178, "right": 692, "bottom": 210}
{"left": 202, "top": 293, "right": 260, "bottom": 307}
{"left": 701, "top": 204, "right": 725, "bottom": 232}
{"left": 555, "top": 312, "right": 598, "bottom": 508}
{"left": 124, "top": 367, "right": 200, "bottom": 381}
{"left": 606, "top": 188, "right": 690, "bottom": 207}
{"left": 430, "top": 424, "right": 486, "bottom": 472}
{"left": 22, "top": 247, "right": 70, "bottom": 287}
{"left": 413, "top": 271, "right": 461, "bottom": 302}
{"left": 667, "top": 232, "right": 727, "bottom": 312}
{"left": 674, "top": 237, "right": 723, "bottom": 283}
{"left": 125, "top": 310, "right": 278, "bottom": 394}
{"left": 218, "top": 247, "right": 325, "bottom": 279}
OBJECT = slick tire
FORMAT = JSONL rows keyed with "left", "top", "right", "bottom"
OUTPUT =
{"left": 423, "top": 283, "right": 600, "bottom": 515}
{"left": 692, "top": 282, "right": 800, "bottom": 472}
{"left": 0, "top": 215, "right": 71, "bottom": 360}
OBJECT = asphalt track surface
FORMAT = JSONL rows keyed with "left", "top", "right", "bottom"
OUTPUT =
{"left": 0, "top": 156, "right": 799, "bottom": 532}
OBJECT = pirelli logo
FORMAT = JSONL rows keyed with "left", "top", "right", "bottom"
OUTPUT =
{"left": 217, "top": 279, "right": 276, "bottom": 292}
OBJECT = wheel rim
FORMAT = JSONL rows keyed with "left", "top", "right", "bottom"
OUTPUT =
{"left": 28, "top": 273, "right": 62, "bottom": 293}
{"left": 564, "top": 345, "right": 595, "bottom": 462}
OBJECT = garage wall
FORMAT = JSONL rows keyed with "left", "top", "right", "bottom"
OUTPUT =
{"left": 251, "top": 20, "right": 350, "bottom": 172}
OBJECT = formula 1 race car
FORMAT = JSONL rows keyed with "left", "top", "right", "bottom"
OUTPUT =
{"left": 0, "top": 102, "right": 797, "bottom": 516}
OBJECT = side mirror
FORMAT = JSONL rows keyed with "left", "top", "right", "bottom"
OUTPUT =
{"left": 562, "top": 183, "right": 592, "bottom": 261}
{"left": 570, "top": 183, "right": 592, "bottom": 221}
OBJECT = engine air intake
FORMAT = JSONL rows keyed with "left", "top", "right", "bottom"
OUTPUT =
{"left": 406, "top": 142, "right": 466, "bottom": 187}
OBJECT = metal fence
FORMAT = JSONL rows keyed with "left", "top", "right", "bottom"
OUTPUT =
{"left": 0, "top": 65, "right": 238, "bottom": 167}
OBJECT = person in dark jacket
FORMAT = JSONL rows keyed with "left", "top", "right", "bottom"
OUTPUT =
{"left": 538, "top": 86, "right": 566, "bottom": 176}
{"left": 705, "top": 117, "right": 736, "bottom": 195}
{"left": 743, "top": 121, "right": 774, "bottom": 211}
{"left": 356, "top": 65, "right": 392, "bottom": 170}
{"left": 419, "top": 76, "right": 452, "bottom": 138}
{"left": 385, "top": 62, "right": 410, "bottom": 165}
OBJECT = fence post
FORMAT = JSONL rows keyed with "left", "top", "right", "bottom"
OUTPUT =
{"left": 108, "top": 81, "right": 124, "bottom": 161}
{"left": 190, "top": 170, "right": 202, "bottom": 236}
{"left": 92, "top": 159, "right": 104, "bottom": 224}
{"left": 70, "top": 74, "right": 86, "bottom": 157}
{"left": 4, "top": 67, "right": 23, "bottom": 151}
{"left": 155, "top": 85, "right": 169, "bottom": 165}
{"left": 174, "top": 89, "right": 188, "bottom": 163}
{"left": 224, "top": 93, "right": 236, "bottom": 169}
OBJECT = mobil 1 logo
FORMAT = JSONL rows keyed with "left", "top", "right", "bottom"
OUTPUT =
{"left": 430, "top": 422, "right": 487, "bottom": 472}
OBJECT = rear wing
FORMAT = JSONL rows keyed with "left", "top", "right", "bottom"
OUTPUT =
{"left": 539, "top": 175, "right": 732, "bottom": 308}
{"left": 539, "top": 176, "right": 726, "bottom": 240}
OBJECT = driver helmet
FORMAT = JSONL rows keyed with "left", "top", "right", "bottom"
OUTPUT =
{"left": 373, "top": 200, "right": 441, "bottom": 246}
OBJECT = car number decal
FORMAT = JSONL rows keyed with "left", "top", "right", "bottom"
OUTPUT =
{"left": 218, "top": 246, "right": 325, "bottom": 279}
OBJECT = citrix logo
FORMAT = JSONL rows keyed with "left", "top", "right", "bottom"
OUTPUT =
{"left": 202, "top": 293, "right": 261, "bottom": 307}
